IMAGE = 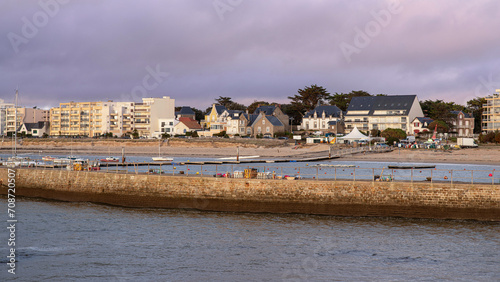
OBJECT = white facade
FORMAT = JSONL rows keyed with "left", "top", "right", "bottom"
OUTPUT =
{"left": 0, "top": 99, "right": 15, "bottom": 136}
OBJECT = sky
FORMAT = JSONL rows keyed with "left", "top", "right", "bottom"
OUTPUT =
{"left": 1, "top": 0, "right": 500, "bottom": 110}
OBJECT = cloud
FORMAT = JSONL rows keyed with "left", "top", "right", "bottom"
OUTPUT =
{"left": 1, "top": 0, "right": 499, "bottom": 110}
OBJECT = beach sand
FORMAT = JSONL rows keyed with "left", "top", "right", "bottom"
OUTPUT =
{"left": 1, "top": 138, "right": 499, "bottom": 165}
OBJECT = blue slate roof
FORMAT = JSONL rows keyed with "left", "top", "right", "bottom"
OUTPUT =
{"left": 254, "top": 105, "right": 277, "bottom": 115}
{"left": 226, "top": 110, "right": 243, "bottom": 119}
{"left": 267, "top": 116, "right": 284, "bottom": 126}
{"left": 243, "top": 113, "right": 259, "bottom": 127}
{"left": 304, "top": 105, "right": 342, "bottom": 118}
{"left": 450, "top": 111, "right": 473, "bottom": 119}
{"left": 179, "top": 106, "right": 195, "bottom": 115}
{"left": 414, "top": 117, "right": 434, "bottom": 125}
{"left": 214, "top": 105, "right": 227, "bottom": 115}
{"left": 346, "top": 95, "right": 417, "bottom": 116}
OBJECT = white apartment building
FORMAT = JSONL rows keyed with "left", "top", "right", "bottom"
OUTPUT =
{"left": 50, "top": 96, "right": 175, "bottom": 138}
{"left": 0, "top": 99, "right": 15, "bottom": 136}
{"left": 344, "top": 95, "right": 424, "bottom": 135}
{"left": 482, "top": 89, "right": 500, "bottom": 133}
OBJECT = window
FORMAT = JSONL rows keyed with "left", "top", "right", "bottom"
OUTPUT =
{"left": 266, "top": 127, "right": 270, "bottom": 132}
{"left": 263, "top": 120, "right": 265, "bottom": 124}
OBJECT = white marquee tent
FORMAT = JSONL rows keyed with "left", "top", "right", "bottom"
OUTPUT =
{"left": 339, "top": 126, "right": 369, "bottom": 141}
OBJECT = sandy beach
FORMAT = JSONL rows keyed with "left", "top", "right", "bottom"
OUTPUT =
{"left": 1, "top": 138, "right": 499, "bottom": 165}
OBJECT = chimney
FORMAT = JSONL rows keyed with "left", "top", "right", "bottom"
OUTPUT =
{"left": 246, "top": 109, "right": 249, "bottom": 115}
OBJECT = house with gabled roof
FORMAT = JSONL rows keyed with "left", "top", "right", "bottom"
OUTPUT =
{"left": 175, "top": 106, "right": 196, "bottom": 120}
{"left": 174, "top": 117, "right": 202, "bottom": 135}
{"left": 300, "top": 104, "right": 343, "bottom": 133}
{"left": 251, "top": 112, "right": 285, "bottom": 137}
{"left": 253, "top": 105, "right": 290, "bottom": 132}
{"left": 410, "top": 117, "right": 434, "bottom": 135}
{"left": 220, "top": 110, "right": 244, "bottom": 135}
{"left": 450, "top": 110, "right": 474, "bottom": 137}
{"left": 200, "top": 103, "right": 228, "bottom": 134}
{"left": 238, "top": 113, "right": 259, "bottom": 136}
{"left": 18, "top": 121, "right": 49, "bottom": 137}
{"left": 344, "top": 95, "right": 424, "bottom": 134}
{"left": 201, "top": 104, "right": 227, "bottom": 130}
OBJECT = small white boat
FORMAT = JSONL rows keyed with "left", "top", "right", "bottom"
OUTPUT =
{"left": 42, "top": 156, "right": 55, "bottom": 161}
{"left": 152, "top": 141, "right": 173, "bottom": 162}
{"left": 218, "top": 155, "right": 260, "bottom": 160}
{"left": 152, "top": 156, "right": 173, "bottom": 162}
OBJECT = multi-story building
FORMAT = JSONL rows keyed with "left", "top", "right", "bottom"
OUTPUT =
{"left": 50, "top": 101, "right": 106, "bottom": 137}
{"left": 482, "top": 89, "right": 500, "bottom": 133}
{"left": 201, "top": 104, "right": 228, "bottom": 132}
{"left": 50, "top": 96, "right": 175, "bottom": 138}
{"left": 4, "top": 107, "right": 48, "bottom": 135}
{"left": 221, "top": 110, "right": 244, "bottom": 135}
{"left": 300, "top": 104, "right": 343, "bottom": 132}
{"left": 450, "top": 111, "right": 474, "bottom": 137}
{"left": 344, "top": 95, "right": 424, "bottom": 135}
{"left": 0, "top": 99, "right": 15, "bottom": 135}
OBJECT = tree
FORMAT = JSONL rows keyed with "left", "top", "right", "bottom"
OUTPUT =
{"left": 381, "top": 128, "right": 407, "bottom": 140}
{"left": 191, "top": 107, "right": 205, "bottom": 121}
{"left": 495, "top": 132, "right": 500, "bottom": 144}
{"left": 370, "top": 129, "right": 381, "bottom": 137}
{"left": 288, "top": 84, "right": 331, "bottom": 115}
{"left": 215, "top": 96, "right": 246, "bottom": 111}
{"left": 427, "top": 120, "right": 449, "bottom": 133}
{"left": 280, "top": 103, "right": 301, "bottom": 125}
{"left": 420, "top": 99, "right": 465, "bottom": 128}
{"left": 247, "top": 100, "right": 271, "bottom": 114}
{"left": 328, "top": 90, "right": 371, "bottom": 112}
{"left": 132, "top": 129, "right": 139, "bottom": 139}
{"left": 467, "top": 97, "right": 486, "bottom": 134}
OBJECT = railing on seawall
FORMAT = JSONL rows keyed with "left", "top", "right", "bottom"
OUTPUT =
{"left": 23, "top": 161, "right": 499, "bottom": 186}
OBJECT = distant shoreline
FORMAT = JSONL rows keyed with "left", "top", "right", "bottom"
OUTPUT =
{"left": 0, "top": 139, "right": 499, "bottom": 165}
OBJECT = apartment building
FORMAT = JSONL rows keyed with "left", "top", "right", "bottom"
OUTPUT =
{"left": 50, "top": 101, "right": 106, "bottom": 136}
{"left": 139, "top": 97, "right": 176, "bottom": 138}
{"left": 50, "top": 96, "right": 175, "bottom": 138}
{"left": 482, "top": 89, "right": 500, "bottom": 133}
{"left": 4, "top": 107, "right": 48, "bottom": 135}
{"left": 344, "top": 95, "right": 424, "bottom": 135}
{"left": 0, "top": 99, "right": 15, "bottom": 135}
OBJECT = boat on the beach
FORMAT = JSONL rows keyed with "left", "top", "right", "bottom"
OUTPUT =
{"left": 311, "top": 164, "right": 355, "bottom": 168}
{"left": 218, "top": 155, "right": 260, "bottom": 160}
{"left": 388, "top": 165, "right": 436, "bottom": 169}
{"left": 152, "top": 142, "right": 173, "bottom": 162}
{"left": 42, "top": 156, "right": 55, "bottom": 161}
{"left": 101, "top": 157, "right": 119, "bottom": 162}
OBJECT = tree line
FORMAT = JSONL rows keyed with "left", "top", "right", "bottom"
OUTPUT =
{"left": 185, "top": 84, "right": 487, "bottom": 134}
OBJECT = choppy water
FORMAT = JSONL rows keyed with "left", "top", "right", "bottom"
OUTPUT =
{"left": 0, "top": 198, "right": 499, "bottom": 281}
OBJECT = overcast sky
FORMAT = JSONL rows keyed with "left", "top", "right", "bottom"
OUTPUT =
{"left": 1, "top": 0, "right": 500, "bottom": 110}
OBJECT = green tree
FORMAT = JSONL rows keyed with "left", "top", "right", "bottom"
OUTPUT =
{"left": 466, "top": 97, "right": 486, "bottom": 134}
{"left": 215, "top": 96, "right": 246, "bottom": 111}
{"left": 132, "top": 129, "right": 139, "bottom": 139}
{"left": 420, "top": 100, "right": 465, "bottom": 127}
{"left": 427, "top": 120, "right": 449, "bottom": 133}
{"left": 381, "top": 128, "right": 407, "bottom": 140}
{"left": 328, "top": 90, "right": 371, "bottom": 112}
{"left": 370, "top": 129, "right": 381, "bottom": 137}
{"left": 288, "top": 84, "right": 331, "bottom": 114}
{"left": 247, "top": 100, "right": 271, "bottom": 114}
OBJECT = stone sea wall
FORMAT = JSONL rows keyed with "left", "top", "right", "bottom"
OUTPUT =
{"left": 1, "top": 168, "right": 499, "bottom": 221}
